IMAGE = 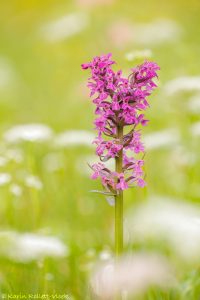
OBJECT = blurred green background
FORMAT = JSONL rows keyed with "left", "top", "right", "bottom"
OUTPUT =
{"left": 0, "top": 0, "right": 200, "bottom": 299}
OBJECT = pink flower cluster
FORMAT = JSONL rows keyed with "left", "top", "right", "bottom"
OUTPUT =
{"left": 82, "top": 53, "right": 159, "bottom": 193}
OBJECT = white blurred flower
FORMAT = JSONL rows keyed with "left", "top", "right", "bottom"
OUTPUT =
{"left": 125, "top": 49, "right": 152, "bottom": 61}
{"left": 133, "top": 19, "right": 181, "bottom": 46}
{"left": 143, "top": 129, "right": 179, "bottom": 150}
{"left": 0, "top": 231, "right": 68, "bottom": 262}
{"left": 4, "top": 124, "right": 53, "bottom": 143}
{"left": 40, "top": 13, "right": 89, "bottom": 43}
{"left": 54, "top": 130, "right": 95, "bottom": 148}
{"left": 165, "top": 76, "right": 200, "bottom": 96}
{"left": 99, "top": 249, "right": 112, "bottom": 261}
{"left": 25, "top": 175, "right": 43, "bottom": 190}
{"left": 108, "top": 19, "right": 181, "bottom": 48}
{"left": 4, "top": 124, "right": 52, "bottom": 143}
{"left": 0, "top": 173, "right": 11, "bottom": 186}
{"left": 10, "top": 184, "right": 22, "bottom": 197}
{"left": 190, "top": 122, "right": 200, "bottom": 136}
{"left": 127, "top": 196, "right": 200, "bottom": 260}
{"left": 91, "top": 253, "right": 174, "bottom": 299}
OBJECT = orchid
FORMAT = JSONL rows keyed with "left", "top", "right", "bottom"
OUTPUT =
{"left": 82, "top": 53, "right": 159, "bottom": 193}
{"left": 82, "top": 53, "right": 159, "bottom": 263}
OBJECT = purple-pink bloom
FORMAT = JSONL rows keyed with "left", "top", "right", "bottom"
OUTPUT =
{"left": 82, "top": 54, "right": 159, "bottom": 193}
{"left": 137, "top": 178, "right": 146, "bottom": 188}
{"left": 116, "top": 173, "right": 128, "bottom": 190}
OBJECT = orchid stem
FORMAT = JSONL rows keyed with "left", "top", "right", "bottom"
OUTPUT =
{"left": 115, "top": 125, "right": 123, "bottom": 258}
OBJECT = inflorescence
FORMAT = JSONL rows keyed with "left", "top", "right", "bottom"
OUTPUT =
{"left": 82, "top": 53, "right": 159, "bottom": 194}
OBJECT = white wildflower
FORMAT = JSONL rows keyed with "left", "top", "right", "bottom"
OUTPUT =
{"left": 54, "top": 130, "right": 95, "bottom": 148}
{"left": 10, "top": 184, "right": 22, "bottom": 197}
{"left": 25, "top": 175, "right": 43, "bottom": 190}
{"left": 143, "top": 129, "right": 179, "bottom": 150}
{"left": 4, "top": 124, "right": 53, "bottom": 143}
{"left": 127, "top": 196, "right": 200, "bottom": 260}
{"left": 0, "top": 231, "right": 68, "bottom": 262}
{"left": 99, "top": 249, "right": 112, "bottom": 261}
{"left": 0, "top": 173, "right": 11, "bottom": 186}
{"left": 133, "top": 19, "right": 181, "bottom": 45}
{"left": 165, "top": 76, "right": 200, "bottom": 96}
{"left": 40, "top": 13, "right": 89, "bottom": 43}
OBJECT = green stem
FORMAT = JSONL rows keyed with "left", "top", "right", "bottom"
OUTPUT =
{"left": 115, "top": 125, "right": 123, "bottom": 258}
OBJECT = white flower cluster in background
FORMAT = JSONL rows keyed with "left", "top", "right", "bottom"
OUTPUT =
{"left": 108, "top": 19, "right": 181, "bottom": 48}
{"left": 126, "top": 196, "right": 200, "bottom": 260}
{"left": 164, "top": 76, "right": 200, "bottom": 96}
{"left": 54, "top": 130, "right": 95, "bottom": 148}
{"left": 143, "top": 129, "right": 180, "bottom": 150}
{"left": 40, "top": 13, "right": 89, "bottom": 43}
{"left": 0, "top": 231, "right": 68, "bottom": 263}
{"left": 4, "top": 124, "right": 53, "bottom": 143}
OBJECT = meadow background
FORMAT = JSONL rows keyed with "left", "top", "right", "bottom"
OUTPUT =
{"left": 0, "top": 0, "right": 200, "bottom": 299}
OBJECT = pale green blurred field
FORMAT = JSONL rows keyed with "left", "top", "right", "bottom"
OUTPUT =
{"left": 0, "top": 0, "right": 200, "bottom": 299}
